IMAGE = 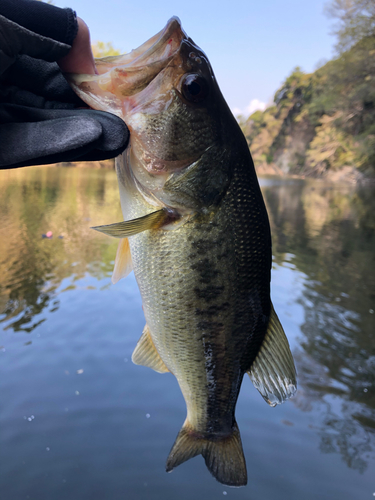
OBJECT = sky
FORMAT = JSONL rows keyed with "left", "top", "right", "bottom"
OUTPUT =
{"left": 53, "top": 0, "right": 336, "bottom": 116}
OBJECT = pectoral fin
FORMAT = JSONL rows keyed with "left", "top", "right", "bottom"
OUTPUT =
{"left": 92, "top": 209, "right": 169, "bottom": 238}
{"left": 247, "top": 303, "right": 297, "bottom": 406}
{"left": 112, "top": 238, "right": 133, "bottom": 284}
{"left": 132, "top": 324, "right": 170, "bottom": 373}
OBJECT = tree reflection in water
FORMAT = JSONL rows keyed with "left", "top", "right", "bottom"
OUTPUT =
{"left": 0, "top": 168, "right": 374, "bottom": 475}
{"left": 262, "top": 178, "right": 375, "bottom": 473}
{"left": 0, "top": 165, "right": 122, "bottom": 333}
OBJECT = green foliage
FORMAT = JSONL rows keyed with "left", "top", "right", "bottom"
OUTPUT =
{"left": 311, "top": 35, "right": 375, "bottom": 171}
{"left": 274, "top": 66, "right": 313, "bottom": 107}
{"left": 92, "top": 41, "right": 121, "bottom": 58}
{"left": 306, "top": 114, "right": 356, "bottom": 174}
{"left": 325, "top": 0, "right": 375, "bottom": 53}
{"left": 240, "top": 68, "right": 315, "bottom": 172}
{"left": 239, "top": 28, "right": 375, "bottom": 177}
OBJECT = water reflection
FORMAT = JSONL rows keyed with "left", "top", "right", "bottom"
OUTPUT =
{"left": 0, "top": 167, "right": 374, "bottom": 490}
{"left": 0, "top": 166, "right": 122, "bottom": 332}
{"left": 262, "top": 178, "right": 375, "bottom": 472}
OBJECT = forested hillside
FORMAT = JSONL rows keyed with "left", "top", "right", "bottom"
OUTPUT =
{"left": 239, "top": 0, "right": 375, "bottom": 181}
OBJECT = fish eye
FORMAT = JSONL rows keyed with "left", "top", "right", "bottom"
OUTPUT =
{"left": 181, "top": 74, "right": 209, "bottom": 103}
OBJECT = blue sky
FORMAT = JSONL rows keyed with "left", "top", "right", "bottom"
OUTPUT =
{"left": 54, "top": 0, "right": 336, "bottom": 115}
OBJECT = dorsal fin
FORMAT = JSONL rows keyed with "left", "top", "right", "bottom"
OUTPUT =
{"left": 112, "top": 238, "right": 133, "bottom": 284}
{"left": 247, "top": 303, "right": 297, "bottom": 407}
{"left": 91, "top": 209, "right": 168, "bottom": 238}
{"left": 132, "top": 324, "right": 170, "bottom": 373}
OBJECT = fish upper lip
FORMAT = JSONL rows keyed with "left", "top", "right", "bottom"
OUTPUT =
{"left": 97, "top": 16, "right": 186, "bottom": 74}
{"left": 124, "top": 16, "right": 186, "bottom": 68}
{"left": 68, "top": 17, "right": 187, "bottom": 91}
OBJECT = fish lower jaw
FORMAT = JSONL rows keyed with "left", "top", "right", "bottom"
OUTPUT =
{"left": 130, "top": 137, "right": 201, "bottom": 178}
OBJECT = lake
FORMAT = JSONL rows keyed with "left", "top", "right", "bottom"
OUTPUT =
{"left": 0, "top": 166, "right": 374, "bottom": 500}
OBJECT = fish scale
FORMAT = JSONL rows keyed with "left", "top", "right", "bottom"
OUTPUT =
{"left": 69, "top": 16, "right": 296, "bottom": 487}
{"left": 144, "top": 100, "right": 216, "bottom": 160}
{"left": 128, "top": 156, "right": 270, "bottom": 434}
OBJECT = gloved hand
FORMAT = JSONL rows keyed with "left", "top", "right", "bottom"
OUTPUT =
{"left": 0, "top": 13, "right": 129, "bottom": 169}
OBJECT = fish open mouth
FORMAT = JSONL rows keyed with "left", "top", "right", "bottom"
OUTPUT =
{"left": 95, "top": 17, "right": 186, "bottom": 76}
{"left": 68, "top": 16, "right": 214, "bottom": 182}
{"left": 68, "top": 17, "right": 187, "bottom": 111}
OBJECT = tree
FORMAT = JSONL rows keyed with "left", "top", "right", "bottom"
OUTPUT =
{"left": 91, "top": 41, "right": 121, "bottom": 58}
{"left": 325, "top": 0, "right": 375, "bottom": 52}
{"left": 306, "top": 113, "right": 356, "bottom": 174}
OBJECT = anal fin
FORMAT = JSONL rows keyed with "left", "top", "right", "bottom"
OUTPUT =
{"left": 247, "top": 302, "right": 297, "bottom": 406}
{"left": 132, "top": 324, "right": 169, "bottom": 373}
{"left": 112, "top": 238, "right": 133, "bottom": 284}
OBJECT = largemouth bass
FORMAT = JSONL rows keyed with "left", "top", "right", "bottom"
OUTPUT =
{"left": 69, "top": 17, "right": 296, "bottom": 487}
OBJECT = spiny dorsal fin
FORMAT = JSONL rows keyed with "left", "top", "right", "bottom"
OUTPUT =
{"left": 112, "top": 238, "right": 133, "bottom": 284}
{"left": 247, "top": 303, "right": 297, "bottom": 407}
{"left": 92, "top": 209, "right": 168, "bottom": 238}
{"left": 132, "top": 324, "right": 169, "bottom": 373}
{"left": 166, "top": 420, "right": 247, "bottom": 487}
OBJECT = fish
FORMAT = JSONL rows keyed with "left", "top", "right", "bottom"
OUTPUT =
{"left": 68, "top": 17, "right": 297, "bottom": 487}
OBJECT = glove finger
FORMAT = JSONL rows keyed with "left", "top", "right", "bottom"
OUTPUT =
{"left": 0, "top": 85, "right": 78, "bottom": 110}
{"left": 0, "top": 116, "right": 102, "bottom": 168}
{"left": 0, "top": 106, "right": 129, "bottom": 168}
{"left": 1, "top": 56, "right": 83, "bottom": 106}
{"left": 0, "top": 104, "right": 129, "bottom": 151}
{"left": 76, "top": 110, "right": 129, "bottom": 153}
{"left": 0, "top": 15, "right": 71, "bottom": 75}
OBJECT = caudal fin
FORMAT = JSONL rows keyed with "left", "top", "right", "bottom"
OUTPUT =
{"left": 166, "top": 421, "right": 247, "bottom": 487}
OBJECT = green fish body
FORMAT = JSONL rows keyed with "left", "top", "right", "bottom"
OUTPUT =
{"left": 69, "top": 17, "right": 296, "bottom": 487}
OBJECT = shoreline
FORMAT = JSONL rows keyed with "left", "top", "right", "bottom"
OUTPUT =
{"left": 45, "top": 159, "right": 374, "bottom": 186}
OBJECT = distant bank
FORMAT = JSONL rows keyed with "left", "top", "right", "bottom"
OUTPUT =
{"left": 58, "top": 35, "right": 375, "bottom": 183}
{"left": 59, "top": 32, "right": 374, "bottom": 186}
{"left": 236, "top": 34, "right": 374, "bottom": 185}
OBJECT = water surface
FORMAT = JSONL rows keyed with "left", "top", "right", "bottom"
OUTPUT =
{"left": 0, "top": 166, "right": 374, "bottom": 499}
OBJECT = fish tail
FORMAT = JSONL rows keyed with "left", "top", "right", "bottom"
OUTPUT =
{"left": 166, "top": 420, "right": 247, "bottom": 487}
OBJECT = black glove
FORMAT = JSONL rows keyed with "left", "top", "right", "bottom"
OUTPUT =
{"left": 0, "top": 12, "right": 129, "bottom": 169}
